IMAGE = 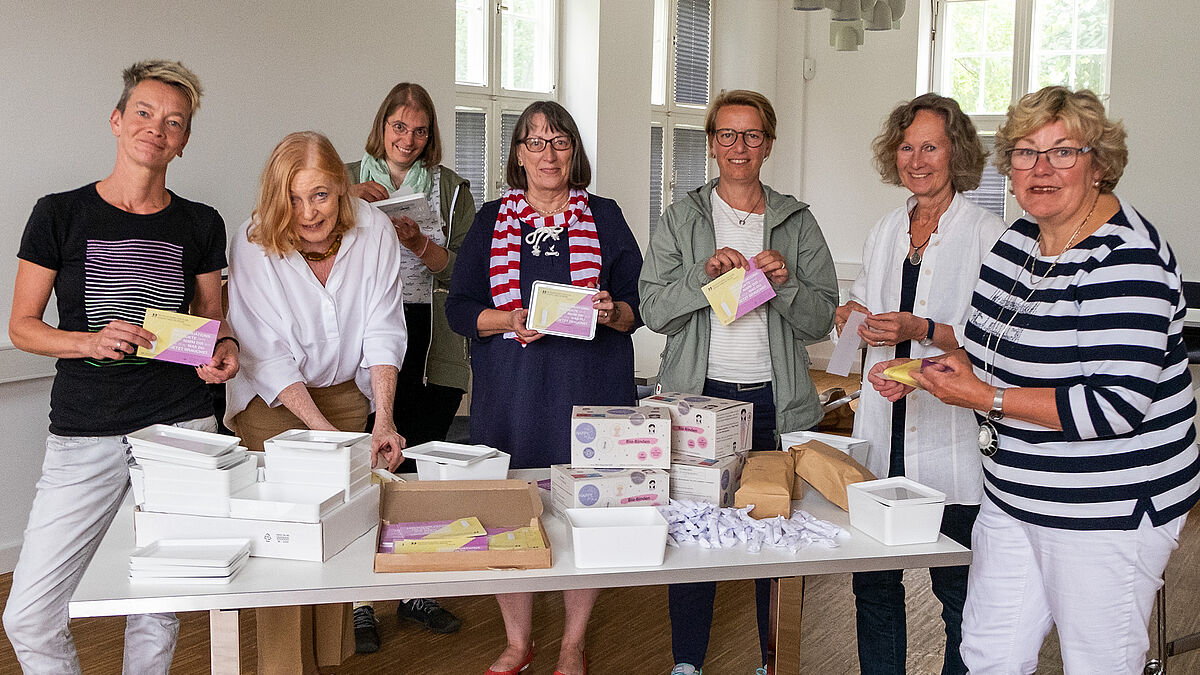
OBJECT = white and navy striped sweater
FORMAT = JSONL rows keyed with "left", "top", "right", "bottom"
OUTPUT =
{"left": 964, "top": 198, "right": 1200, "bottom": 530}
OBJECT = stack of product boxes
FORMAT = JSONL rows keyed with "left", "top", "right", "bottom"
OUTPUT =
{"left": 551, "top": 406, "right": 673, "bottom": 512}
{"left": 639, "top": 393, "right": 753, "bottom": 507}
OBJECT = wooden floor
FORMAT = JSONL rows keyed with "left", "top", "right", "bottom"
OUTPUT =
{"left": 1, "top": 372, "right": 1198, "bottom": 674}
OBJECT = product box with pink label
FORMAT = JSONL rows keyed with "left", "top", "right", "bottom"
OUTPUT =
{"left": 639, "top": 392, "right": 753, "bottom": 460}
{"left": 550, "top": 465, "right": 669, "bottom": 511}
{"left": 569, "top": 406, "right": 671, "bottom": 468}
{"left": 669, "top": 452, "right": 746, "bottom": 507}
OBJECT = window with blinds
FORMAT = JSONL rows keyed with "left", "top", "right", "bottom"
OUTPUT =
{"left": 963, "top": 135, "right": 1006, "bottom": 219}
{"left": 455, "top": 110, "right": 487, "bottom": 207}
{"left": 498, "top": 112, "right": 521, "bottom": 191}
{"left": 649, "top": 126, "right": 664, "bottom": 234}
{"left": 674, "top": 0, "right": 710, "bottom": 107}
{"left": 672, "top": 128, "right": 708, "bottom": 203}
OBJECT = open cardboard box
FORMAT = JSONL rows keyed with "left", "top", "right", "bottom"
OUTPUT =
{"left": 374, "top": 479, "right": 552, "bottom": 572}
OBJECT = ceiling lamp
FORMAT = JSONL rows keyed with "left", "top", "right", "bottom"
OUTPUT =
{"left": 794, "top": 0, "right": 907, "bottom": 51}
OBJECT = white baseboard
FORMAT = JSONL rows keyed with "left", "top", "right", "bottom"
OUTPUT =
{"left": 0, "top": 540, "right": 23, "bottom": 574}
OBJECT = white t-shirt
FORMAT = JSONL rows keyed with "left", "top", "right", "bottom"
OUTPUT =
{"left": 706, "top": 190, "right": 772, "bottom": 383}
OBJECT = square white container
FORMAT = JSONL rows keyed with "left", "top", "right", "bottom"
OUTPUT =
{"left": 779, "top": 429, "right": 870, "bottom": 466}
{"left": 407, "top": 442, "right": 510, "bottom": 480}
{"left": 264, "top": 430, "right": 371, "bottom": 475}
{"left": 847, "top": 477, "right": 946, "bottom": 546}
{"left": 566, "top": 506, "right": 668, "bottom": 568}
{"left": 228, "top": 482, "right": 345, "bottom": 523}
{"left": 264, "top": 457, "right": 372, "bottom": 501}
{"left": 139, "top": 454, "right": 258, "bottom": 493}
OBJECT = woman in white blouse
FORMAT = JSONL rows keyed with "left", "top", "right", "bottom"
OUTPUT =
{"left": 834, "top": 94, "right": 1004, "bottom": 675}
{"left": 225, "top": 130, "right": 406, "bottom": 469}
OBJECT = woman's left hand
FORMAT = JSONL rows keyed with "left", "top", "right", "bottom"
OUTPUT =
{"left": 859, "top": 311, "right": 924, "bottom": 348}
{"left": 371, "top": 418, "right": 406, "bottom": 472}
{"left": 591, "top": 287, "right": 634, "bottom": 332}
{"left": 866, "top": 358, "right": 916, "bottom": 402}
{"left": 390, "top": 214, "right": 426, "bottom": 251}
{"left": 195, "top": 338, "right": 240, "bottom": 384}
{"left": 910, "top": 349, "right": 990, "bottom": 411}
{"left": 754, "top": 249, "right": 789, "bottom": 285}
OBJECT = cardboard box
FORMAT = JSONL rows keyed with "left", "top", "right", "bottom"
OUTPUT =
{"left": 134, "top": 484, "right": 379, "bottom": 562}
{"left": 639, "top": 392, "right": 753, "bottom": 460}
{"left": 373, "top": 480, "right": 552, "bottom": 572}
{"left": 550, "top": 465, "right": 669, "bottom": 511}
{"left": 669, "top": 453, "right": 746, "bottom": 507}
{"left": 569, "top": 406, "right": 671, "bottom": 468}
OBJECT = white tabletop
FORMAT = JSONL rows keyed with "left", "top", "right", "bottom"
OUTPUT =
{"left": 70, "top": 470, "right": 970, "bottom": 618}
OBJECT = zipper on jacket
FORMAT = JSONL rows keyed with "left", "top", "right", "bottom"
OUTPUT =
{"left": 422, "top": 179, "right": 460, "bottom": 385}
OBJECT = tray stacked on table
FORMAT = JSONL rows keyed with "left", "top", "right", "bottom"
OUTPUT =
{"left": 127, "top": 425, "right": 255, "bottom": 517}
{"left": 129, "top": 538, "right": 251, "bottom": 584}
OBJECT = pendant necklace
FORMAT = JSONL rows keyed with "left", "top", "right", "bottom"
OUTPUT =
{"left": 299, "top": 233, "right": 342, "bottom": 262}
{"left": 908, "top": 230, "right": 933, "bottom": 265}
{"left": 722, "top": 185, "right": 764, "bottom": 227}
{"left": 978, "top": 193, "right": 1099, "bottom": 456}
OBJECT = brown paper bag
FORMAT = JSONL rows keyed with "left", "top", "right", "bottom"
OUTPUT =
{"left": 733, "top": 450, "right": 796, "bottom": 519}
{"left": 789, "top": 440, "right": 876, "bottom": 511}
{"left": 313, "top": 602, "right": 355, "bottom": 667}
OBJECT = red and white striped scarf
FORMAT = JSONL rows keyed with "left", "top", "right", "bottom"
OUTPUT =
{"left": 489, "top": 188, "right": 601, "bottom": 339}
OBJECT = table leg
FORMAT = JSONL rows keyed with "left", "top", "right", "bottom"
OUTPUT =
{"left": 209, "top": 609, "right": 241, "bottom": 675}
{"left": 767, "top": 576, "right": 805, "bottom": 674}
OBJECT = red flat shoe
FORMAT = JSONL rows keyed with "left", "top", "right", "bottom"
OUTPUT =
{"left": 485, "top": 645, "right": 535, "bottom": 675}
{"left": 553, "top": 649, "right": 587, "bottom": 675}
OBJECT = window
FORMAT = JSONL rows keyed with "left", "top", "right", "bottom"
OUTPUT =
{"left": 455, "top": 0, "right": 558, "bottom": 204}
{"left": 650, "top": 0, "right": 711, "bottom": 235}
{"left": 932, "top": 0, "right": 1111, "bottom": 218}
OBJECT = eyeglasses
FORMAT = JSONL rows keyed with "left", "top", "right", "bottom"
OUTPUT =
{"left": 520, "top": 136, "right": 572, "bottom": 152}
{"left": 713, "top": 128, "right": 768, "bottom": 148}
{"left": 387, "top": 121, "right": 429, "bottom": 139}
{"left": 1006, "top": 145, "right": 1091, "bottom": 170}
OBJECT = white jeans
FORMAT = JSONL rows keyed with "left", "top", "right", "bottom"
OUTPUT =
{"left": 2, "top": 417, "right": 216, "bottom": 675}
{"left": 961, "top": 496, "right": 1185, "bottom": 674}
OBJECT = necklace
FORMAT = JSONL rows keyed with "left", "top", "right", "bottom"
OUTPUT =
{"left": 299, "top": 233, "right": 342, "bottom": 262}
{"left": 529, "top": 194, "right": 570, "bottom": 217}
{"left": 908, "top": 229, "right": 934, "bottom": 265}
{"left": 721, "top": 185, "right": 764, "bottom": 227}
{"left": 978, "top": 192, "right": 1100, "bottom": 456}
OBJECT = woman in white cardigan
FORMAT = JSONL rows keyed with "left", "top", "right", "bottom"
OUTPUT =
{"left": 834, "top": 94, "right": 1004, "bottom": 675}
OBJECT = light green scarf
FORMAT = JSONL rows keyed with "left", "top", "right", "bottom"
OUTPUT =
{"left": 358, "top": 153, "right": 433, "bottom": 196}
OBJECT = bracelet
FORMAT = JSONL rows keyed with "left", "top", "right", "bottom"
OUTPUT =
{"left": 415, "top": 235, "right": 431, "bottom": 258}
{"left": 987, "top": 387, "right": 1005, "bottom": 421}
{"left": 215, "top": 336, "right": 240, "bottom": 351}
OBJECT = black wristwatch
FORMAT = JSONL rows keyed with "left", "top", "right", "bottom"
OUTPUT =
{"left": 918, "top": 318, "right": 935, "bottom": 347}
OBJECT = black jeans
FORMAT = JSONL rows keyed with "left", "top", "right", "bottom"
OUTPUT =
{"left": 365, "top": 304, "right": 465, "bottom": 473}
{"left": 852, "top": 503, "right": 979, "bottom": 675}
{"left": 668, "top": 378, "right": 777, "bottom": 667}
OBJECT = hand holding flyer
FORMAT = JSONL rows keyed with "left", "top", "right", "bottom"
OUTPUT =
{"left": 701, "top": 260, "right": 776, "bottom": 325}
{"left": 136, "top": 309, "right": 220, "bottom": 367}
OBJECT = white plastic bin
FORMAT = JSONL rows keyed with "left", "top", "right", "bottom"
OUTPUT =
{"left": 406, "top": 442, "right": 510, "bottom": 480}
{"left": 779, "top": 429, "right": 870, "bottom": 466}
{"left": 228, "top": 482, "right": 345, "bottom": 523}
{"left": 847, "top": 477, "right": 946, "bottom": 546}
{"left": 566, "top": 506, "right": 668, "bottom": 568}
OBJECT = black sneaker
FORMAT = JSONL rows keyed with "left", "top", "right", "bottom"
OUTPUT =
{"left": 353, "top": 605, "right": 381, "bottom": 654}
{"left": 396, "top": 598, "right": 462, "bottom": 634}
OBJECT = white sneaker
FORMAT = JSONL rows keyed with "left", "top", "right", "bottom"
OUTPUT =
{"left": 670, "top": 665, "right": 700, "bottom": 675}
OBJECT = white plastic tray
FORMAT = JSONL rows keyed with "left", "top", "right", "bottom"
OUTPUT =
{"left": 266, "top": 429, "right": 370, "bottom": 450}
{"left": 138, "top": 454, "right": 258, "bottom": 490}
{"left": 228, "top": 483, "right": 345, "bottom": 523}
{"left": 131, "top": 445, "right": 246, "bottom": 470}
{"left": 130, "top": 551, "right": 249, "bottom": 576}
{"left": 126, "top": 425, "right": 240, "bottom": 456}
{"left": 129, "top": 538, "right": 252, "bottom": 568}
{"left": 403, "top": 441, "right": 498, "bottom": 467}
{"left": 566, "top": 506, "right": 668, "bottom": 568}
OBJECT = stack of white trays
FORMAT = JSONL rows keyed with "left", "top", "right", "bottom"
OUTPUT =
{"left": 129, "top": 538, "right": 252, "bottom": 584}
{"left": 127, "top": 425, "right": 254, "bottom": 517}
{"left": 263, "top": 430, "right": 373, "bottom": 501}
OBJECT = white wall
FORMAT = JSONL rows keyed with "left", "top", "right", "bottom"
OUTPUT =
{"left": 0, "top": 0, "right": 455, "bottom": 568}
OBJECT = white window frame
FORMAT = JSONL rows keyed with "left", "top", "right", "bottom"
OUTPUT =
{"left": 456, "top": 0, "right": 560, "bottom": 202}
{"left": 929, "top": 0, "right": 1114, "bottom": 220}
{"left": 650, "top": 0, "right": 711, "bottom": 232}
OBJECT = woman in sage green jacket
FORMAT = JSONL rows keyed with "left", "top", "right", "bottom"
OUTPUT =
{"left": 638, "top": 89, "right": 837, "bottom": 675}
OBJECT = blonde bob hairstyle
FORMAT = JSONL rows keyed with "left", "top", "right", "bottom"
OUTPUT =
{"left": 704, "top": 89, "right": 778, "bottom": 141}
{"left": 871, "top": 93, "right": 987, "bottom": 193}
{"left": 994, "top": 86, "right": 1127, "bottom": 193}
{"left": 116, "top": 60, "right": 203, "bottom": 131}
{"left": 247, "top": 131, "right": 356, "bottom": 257}
{"left": 364, "top": 82, "right": 442, "bottom": 168}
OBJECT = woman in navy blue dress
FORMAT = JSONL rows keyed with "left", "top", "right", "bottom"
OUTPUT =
{"left": 447, "top": 101, "right": 642, "bottom": 675}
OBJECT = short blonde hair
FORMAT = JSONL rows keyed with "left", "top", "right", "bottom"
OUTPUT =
{"left": 248, "top": 132, "right": 356, "bottom": 257}
{"left": 994, "top": 86, "right": 1127, "bottom": 193}
{"left": 364, "top": 82, "right": 442, "bottom": 167}
{"left": 871, "top": 93, "right": 987, "bottom": 193}
{"left": 704, "top": 89, "right": 777, "bottom": 141}
{"left": 116, "top": 60, "right": 203, "bottom": 131}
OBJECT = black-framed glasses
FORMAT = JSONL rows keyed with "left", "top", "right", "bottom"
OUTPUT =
{"left": 713, "top": 128, "right": 768, "bottom": 148}
{"left": 387, "top": 121, "right": 429, "bottom": 139}
{"left": 520, "top": 136, "right": 572, "bottom": 152}
{"left": 1007, "top": 145, "right": 1091, "bottom": 170}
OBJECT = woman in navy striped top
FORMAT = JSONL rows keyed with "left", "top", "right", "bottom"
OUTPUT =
{"left": 869, "top": 86, "right": 1200, "bottom": 674}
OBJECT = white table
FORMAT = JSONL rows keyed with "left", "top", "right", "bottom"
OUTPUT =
{"left": 71, "top": 471, "right": 970, "bottom": 673}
